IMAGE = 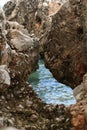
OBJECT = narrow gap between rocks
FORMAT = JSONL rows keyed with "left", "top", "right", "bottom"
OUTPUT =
{"left": 28, "top": 59, "right": 76, "bottom": 106}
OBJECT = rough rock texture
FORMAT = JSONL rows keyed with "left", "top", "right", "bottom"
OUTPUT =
{"left": 0, "top": 8, "right": 39, "bottom": 91}
{"left": 3, "top": 0, "right": 38, "bottom": 32}
{"left": 44, "top": 0, "right": 87, "bottom": 88}
{"left": 81, "top": 0, "right": 87, "bottom": 65}
{"left": 3, "top": 0, "right": 65, "bottom": 57}
{"left": 73, "top": 73, "right": 87, "bottom": 101}
{"left": 0, "top": 82, "right": 72, "bottom": 130}
{"left": 0, "top": 65, "right": 10, "bottom": 92}
{"left": 1, "top": 127, "right": 19, "bottom": 130}
{"left": 1, "top": 0, "right": 87, "bottom": 130}
{"left": 0, "top": 2, "right": 72, "bottom": 130}
{"left": 70, "top": 98, "right": 87, "bottom": 130}
{"left": 3, "top": 0, "right": 70, "bottom": 59}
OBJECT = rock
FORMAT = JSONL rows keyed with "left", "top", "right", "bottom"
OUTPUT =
{"left": 1, "top": 127, "right": 19, "bottom": 130}
{"left": 7, "top": 26, "right": 34, "bottom": 52}
{"left": 3, "top": 0, "right": 38, "bottom": 32}
{"left": 73, "top": 73, "right": 87, "bottom": 101}
{"left": 81, "top": 0, "right": 87, "bottom": 64}
{"left": 0, "top": 8, "right": 6, "bottom": 30}
{"left": 0, "top": 117, "right": 14, "bottom": 128}
{"left": 1, "top": 1, "right": 87, "bottom": 130}
{"left": 71, "top": 114, "right": 85, "bottom": 128}
{"left": 0, "top": 65, "right": 10, "bottom": 92}
{"left": 73, "top": 83, "right": 83, "bottom": 101}
{"left": 3, "top": 0, "right": 51, "bottom": 58}
{"left": 83, "top": 73, "right": 87, "bottom": 91}
{"left": 43, "top": 0, "right": 87, "bottom": 88}
{"left": 0, "top": 9, "right": 39, "bottom": 88}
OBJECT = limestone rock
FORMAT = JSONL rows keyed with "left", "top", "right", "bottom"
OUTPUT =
{"left": 0, "top": 8, "right": 6, "bottom": 30}
{"left": 0, "top": 5, "right": 39, "bottom": 91}
{"left": 1, "top": 127, "right": 19, "bottom": 130}
{"left": 3, "top": 0, "right": 51, "bottom": 57}
{"left": 83, "top": 73, "right": 87, "bottom": 91}
{"left": 1, "top": 1, "right": 87, "bottom": 130}
{"left": 3, "top": 0, "right": 38, "bottom": 32}
{"left": 0, "top": 65, "right": 10, "bottom": 92}
{"left": 8, "top": 28, "right": 34, "bottom": 52}
{"left": 73, "top": 73, "right": 87, "bottom": 101}
{"left": 44, "top": 0, "right": 87, "bottom": 88}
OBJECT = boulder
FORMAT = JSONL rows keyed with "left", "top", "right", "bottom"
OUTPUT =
{"left": 44, "top": 0, "right": 87, "bottom": 88}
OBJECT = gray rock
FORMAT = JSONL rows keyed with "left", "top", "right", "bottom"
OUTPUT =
{"left": 1, "top": 127, "right": 19, "bottom": 130}
{"left": 0, "top": 65, "right": 10, "bottom": 92}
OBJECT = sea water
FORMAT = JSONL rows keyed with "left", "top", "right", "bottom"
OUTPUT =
{"left": 29, "top": 60, "right": 76, "bottom": 106}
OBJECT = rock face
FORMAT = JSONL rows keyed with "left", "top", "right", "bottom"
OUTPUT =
{"left": 1, "top": 0, "right": 87, "bottom": 130}
{"left": 0, "top": 8, "right": 39, "bottom": 92}
{"left": 0, "top": 65, "right": 10, "bottom": 92}
{"left": 3, "top": 0, "right": 87, "bottom": 87}
{"left": 0, "top": 82, "right": 72, "bottom": 130}
{"left": 44, "top": 0, "right": 87, "bottom": 88}
{"left": 3, "top": 0, "right": 50, "bottom": 58}
{"left": 3, "top": 0, "right": 38, "bottom": 32}
{"left": 73, "top": 73, "right": 87, "bottom": 101}
{"left": 0, "top": 2, "right": 72, "bottom": 130}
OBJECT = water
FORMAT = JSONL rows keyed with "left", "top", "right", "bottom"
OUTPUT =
{"left": 1, "top": 0, "right": 76, "bottom": 106}
{"left": 29, "top": 60, "right": 76, "bottom": 106}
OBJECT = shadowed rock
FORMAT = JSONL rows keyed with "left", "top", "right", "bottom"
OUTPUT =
{"left": 44, "top": 0, "right": 87, "bottom": 88}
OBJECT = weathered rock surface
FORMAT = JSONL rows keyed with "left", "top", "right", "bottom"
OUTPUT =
{"left": 0, "top": 65, "right": 10, "bottom": 92}
{"left": 0, "top": 1, "right": 72, "bottom": 130}
{"left": 43, "top": 0, "right": 87, "bottom": 88}
{"left": 0, "top": 82, "right": 72, "bottom": 130}
{"left": 73, "top": 73, "right": 87, "bottom": 101}
{"left": 0, "top": 8, "right": 39, "bottom": 91}
{"left": 3, "top": 0, "right": 38, "bottom": 32}
{"left": 1, "top": 0, "right": 87, "bottom": 130}
{"left": 1, "top": 127, "right": 19, "bottom": 130}
{"left": 3, "top": 0, "right": 64, "bottom": 57}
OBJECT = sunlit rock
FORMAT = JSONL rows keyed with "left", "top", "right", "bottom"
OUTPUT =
{"left": 0, "top": 65, "right": 10, "bottom": 92}
{"left": 1, "top": 127, "right": 19, "bottom": 130}
{"left": 73, "top": 73, "right": 87, "bottom": 101}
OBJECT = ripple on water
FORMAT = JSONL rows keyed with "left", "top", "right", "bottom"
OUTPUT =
{"left": 28, "top": 60, "right": 76, "bottom": 106}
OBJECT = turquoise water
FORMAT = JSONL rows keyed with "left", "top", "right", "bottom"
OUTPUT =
{"left": 28, "top": 60, "right": 76, "bottom": 106}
